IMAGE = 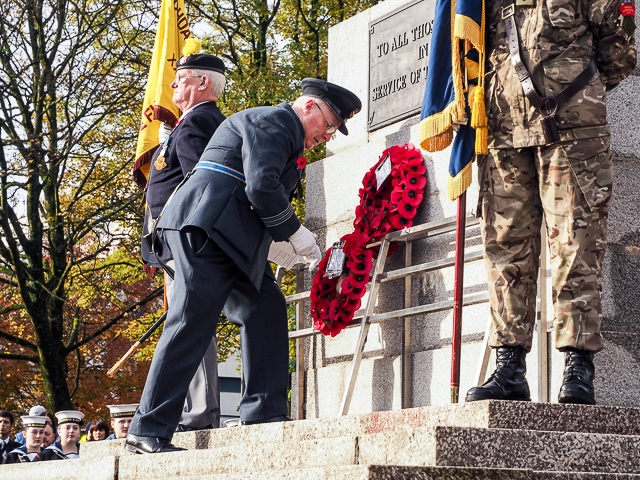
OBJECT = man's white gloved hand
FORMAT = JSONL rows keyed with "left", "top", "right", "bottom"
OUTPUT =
{"left": 289, "top": 225, "right": 322, "bottom": 270}
{"left": 158, "top": 122, "right": 173, "bottom": 144}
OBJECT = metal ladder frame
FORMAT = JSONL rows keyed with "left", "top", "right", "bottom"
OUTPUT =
{"left": 285, "top": 216, "right": 550, "bottom": 418}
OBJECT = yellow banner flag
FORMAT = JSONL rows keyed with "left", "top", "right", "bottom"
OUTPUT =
{"left": 133, "top": 0, "right": 191, "bottom": 190}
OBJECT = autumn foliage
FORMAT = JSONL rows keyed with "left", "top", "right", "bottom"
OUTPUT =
{"left": 0, "top": 0, "right": 376, "bottom": 418}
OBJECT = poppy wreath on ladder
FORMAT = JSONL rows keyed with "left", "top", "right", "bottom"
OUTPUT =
{"left": 310, "top": 144, "right": 427, "bottom": 337}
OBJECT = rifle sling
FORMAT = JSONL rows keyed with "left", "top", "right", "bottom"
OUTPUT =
{"left": 501, "top": 2, "right": 597, "bottom": 119}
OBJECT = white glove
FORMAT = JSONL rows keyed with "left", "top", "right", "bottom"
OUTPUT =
{"left": 158, "top": 122, "right": 173, "bottom": 144}
{"left": 289, "top": 225, "right": 322, "bottom": 270}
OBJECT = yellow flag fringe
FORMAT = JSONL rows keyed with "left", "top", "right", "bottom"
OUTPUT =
{"left": 447, "top": 160, "right": 474, "bottom": 201}
{"left": 419, "top": 0, "right": 487, "bottom": 200}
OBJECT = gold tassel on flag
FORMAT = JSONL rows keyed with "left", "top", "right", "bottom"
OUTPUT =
{"left": 471, "top": 85, "right": 488, "bottom": 155}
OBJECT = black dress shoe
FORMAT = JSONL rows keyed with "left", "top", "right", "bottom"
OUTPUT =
{"left": 175, "top": 423, "right": 215, "bottom": 432}
{"left": 242, "top": 415, "right": 292, "bottom": 426}
{"left": 558, "top": 348, "right": 596, "bottom": 405}
{"left": 465, "top": 346, "right": 531, "bottom": 402}
{"left": 124, "top": 434, "right": 186, "bottom": 454}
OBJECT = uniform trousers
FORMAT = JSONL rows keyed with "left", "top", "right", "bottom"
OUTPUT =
{"left": 129, "top": 226, "right": 289, "bottom": 440}
{"left": 478, "top": 137, "right": 612, "bottom": 353}
{"left": 165, "top": 263, "right": 221, "bottom": 429}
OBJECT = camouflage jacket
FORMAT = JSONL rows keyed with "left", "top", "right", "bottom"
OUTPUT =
{"left": 486, "top": 0, "right": 637, "bottom": 148}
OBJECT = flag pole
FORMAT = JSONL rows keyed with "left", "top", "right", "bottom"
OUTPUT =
{"left": 451, "top": 191, "right": 466, "bottom": 403}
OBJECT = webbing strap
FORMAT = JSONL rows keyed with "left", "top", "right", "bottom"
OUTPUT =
{"left": 502, "top": 3, "right": 597, "bottom": 117}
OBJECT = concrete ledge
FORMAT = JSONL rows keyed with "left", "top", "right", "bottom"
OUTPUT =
{"left": 483, "top": 401, "right": 640, "bottom": 435}
{"left": 11, "top": 403, "right": 640, "bottom": 478}
{"left": 116, "top": 436, "right": 358, "bottom": 479}
{"left": 172, "top": 465, "right": 534, "bottom": 479}
{"left": 538, "top": 474, "right": 640, "bottom": 480}
{"left": 0, "top": 455, "right": 116, "bottom": 479}
{"left": 81, "top": 402, "right": 640, "bottom": 461}
{"left": 80, "top": 438, "right": 128, "bottom": 459}
{"left": 433, "top": 426, "right": 640, "bottom": 473}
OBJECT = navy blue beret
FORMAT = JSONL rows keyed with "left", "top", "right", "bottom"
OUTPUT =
{"left": 177, "top": 54, "right": 225, "bottom": 74}
{"left": 301, "top": 78, "right": 361, "bottom": 135}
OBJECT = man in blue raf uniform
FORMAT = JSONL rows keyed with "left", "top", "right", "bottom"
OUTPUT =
{"left": 142, "top": 53, "right": 226, "bottom": 432}
{"left": 125, "top": 78, "right": 361, "bottom": 454}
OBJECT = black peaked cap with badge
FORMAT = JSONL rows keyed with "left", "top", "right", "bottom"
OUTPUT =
{"left": 301, "top": 78, "right": 361, "bottom": 135}
{"left": 177, "top": 54, "right": 226, "bottom": 74}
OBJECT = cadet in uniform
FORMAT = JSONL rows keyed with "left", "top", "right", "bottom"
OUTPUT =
{"left": 125, "top": 78, "right": 361, "bottom": 454}
{"left": 142, "top": 54, "right": 227, "bottom": 431}
{"left": 105, "top": 404, "right": 138, "bottom": 439}
{"left": 37, "top": 410, "right": 84, "bottom": 460}
{"left": 2, "top": 415, "right": 46, "bottom": 464}
{"left": 466, "top": 0, "right": 636, "bottom": 404}
{"left": 13, "top": 404, "right": 47, "bottom": 445}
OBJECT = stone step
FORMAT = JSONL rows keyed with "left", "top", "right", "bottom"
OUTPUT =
{"left": 0, "top": 455, "right": 116, "bottom": 479}
{"left": 4, "top": 425, "right": 640, "bottom": 480}
{"left": 539, "top": 474, "right": 640, "bottom": 480}
{"left": 116, "top": 436, "right": 359, "bottom": 479}
{"left": 160, "top": 470, "right": 640, "bottom": 480}
{"left": 5, "top": 460, "right": 640, "bottom": 480}
{"left": 359, "top": 426, "right": 640, "bottom": 474}
{"left": 171, "top": 465, "right": 534, "bottom": 480}
{"left": 173, "top": 467, "right": 640, "bottom": 480}
{"left": 107, "top": 425, "right": 640, "bottom": 478}
{"left": 81, "top": 401, "right": 640, "bottom": 461}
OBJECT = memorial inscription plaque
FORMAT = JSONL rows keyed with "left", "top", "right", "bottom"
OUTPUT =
{"left": 368, "top": 0, "right": 434, "bottom": 131}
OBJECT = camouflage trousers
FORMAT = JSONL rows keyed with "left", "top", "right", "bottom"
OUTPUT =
{"left": 477, "top": 136, "right": 612, "bottom": 352}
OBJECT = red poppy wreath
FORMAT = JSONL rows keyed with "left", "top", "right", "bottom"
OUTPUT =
{"left": 310, "top": 144, "right": 427, "bottom": 337}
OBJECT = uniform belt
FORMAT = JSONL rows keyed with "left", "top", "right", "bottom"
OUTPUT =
{"left": 194, "top": 161, "right": 246, "bottom": 183}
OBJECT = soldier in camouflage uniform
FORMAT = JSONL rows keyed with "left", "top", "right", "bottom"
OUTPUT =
{"left": 466, "top": 0, "right": 636, "bottom": 404}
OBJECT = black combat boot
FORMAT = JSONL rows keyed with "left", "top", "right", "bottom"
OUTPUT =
{"left": 558, "top": 348, "right": 596, "bottom": 405}
{"left": 465, "top": 346, "right": 531, "bottom": 402}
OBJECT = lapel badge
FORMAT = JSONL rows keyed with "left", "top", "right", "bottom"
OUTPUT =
{"left": 154, "top": 155, "right": 167, "bottom": 171}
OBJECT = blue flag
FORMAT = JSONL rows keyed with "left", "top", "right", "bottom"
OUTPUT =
{"left": 419, "top": 0, "right": 487, "bottom": 201}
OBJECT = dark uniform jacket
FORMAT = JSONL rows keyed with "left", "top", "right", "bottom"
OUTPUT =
{"left": 0, "top": 438, "right": 21, "bottom": 460}
{"left": 142, "top": 101, "right": 226, "bottom": 266}
{"left": 3, "top": 444, "right": 41, "bottom": 463}
{"left": 158, "top": 102, "right": 304, "bottom": 290}
{"left": 35, "top": 440, "right": 79, "bottom": 461}
{"left": 487, "top": 0, "right": 636, "bottom": 148}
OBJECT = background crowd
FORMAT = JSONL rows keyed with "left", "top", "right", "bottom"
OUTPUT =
{"left": 0, "top": 403, "right": 138, "bottom": 463}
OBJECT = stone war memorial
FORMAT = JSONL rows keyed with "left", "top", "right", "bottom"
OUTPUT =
{"left": 6, "top": 0, "right": 640, "bottom": 477}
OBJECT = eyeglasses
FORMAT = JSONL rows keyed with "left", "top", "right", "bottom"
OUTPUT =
{"left": 174, "top": 73, "right": 204, "bottom": 83}
{"left": 315, "top": 102, "right": 338, "bottom": 135}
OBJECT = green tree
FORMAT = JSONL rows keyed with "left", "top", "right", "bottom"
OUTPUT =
{"left": 0, "top": 0, "right": 378, "bottom": 415}
{"left": 0, "top": 0, "right": 159, "bottom": 412}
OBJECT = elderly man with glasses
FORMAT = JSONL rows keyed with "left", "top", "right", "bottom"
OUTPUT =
{"left": 125, "top": 78, "right": 361, "bottom": 454}
{"left": 142, "top": 54, "right": 227, "bottom": 433}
